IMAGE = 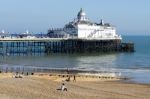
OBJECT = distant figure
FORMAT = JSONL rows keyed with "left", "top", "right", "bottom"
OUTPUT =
{"left": 61, "top": 83, "right": 67, "bottom": 91}
{"left": 118, "top": 72, "right": 121, "bottom": 77}
{"left": 5, "top": 67, "right": 8, "bottom": 73}
{"left": 73, "top": 75, "right": 76, "bottom": 82}
{"left": 26, "top": 72, "right": 29, "bottom": 76}
{"left": 66, "top": 68, "right": 69, "bottom": 74}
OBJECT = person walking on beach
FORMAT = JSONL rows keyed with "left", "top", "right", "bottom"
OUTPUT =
{"left": 73, "top": 75, "right": 76, "bottom": 82}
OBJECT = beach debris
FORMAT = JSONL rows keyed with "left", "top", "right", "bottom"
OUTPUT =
{"left": 66, "top": 76, "right": 70, "bottom": 82}
{"left": 15, "top": 75, "right": 23, "bottom": 78}
{"left": 13, "top": 72, "right": 23, "bottom": 78}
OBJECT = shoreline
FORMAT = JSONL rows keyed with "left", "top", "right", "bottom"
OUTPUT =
{"left": 0, "top": 71, "right": 149, "bottom": 84}
{"left": 1, "top": 67, "right": 150, "bottom": 84}
{"left": 0, "top": 72, "right": 123, "bottom": 82}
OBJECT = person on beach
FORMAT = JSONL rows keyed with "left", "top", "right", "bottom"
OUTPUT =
{"left": 61, "top": 83, "right": 67, "bottom": 91}
{"left": 73, "top": 75, "right": 76, "bottom": 82}
{"left": 66, "top": 68, "right": 69, "bottom": 74}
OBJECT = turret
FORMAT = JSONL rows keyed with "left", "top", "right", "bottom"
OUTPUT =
{"left": 77, "top": 8, "right": 89, "bottom": 22}
{"left": 100, "top": 19, "right": 104, "bottom": 25}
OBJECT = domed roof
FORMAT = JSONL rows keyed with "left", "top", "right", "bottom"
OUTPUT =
{"left": 76, "top": 8, "right": 90, "bottom": 23}
{"left": 77, "top": 8, "right": 86, "bottom": 17}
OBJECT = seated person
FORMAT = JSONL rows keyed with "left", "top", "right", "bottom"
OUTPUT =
{"left": 61, "top": 83, "right": 67, "bottom": 91}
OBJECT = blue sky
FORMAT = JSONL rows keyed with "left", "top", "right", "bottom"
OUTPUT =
{"left": 0, "top": 0, "right": 150, "bottom": 35}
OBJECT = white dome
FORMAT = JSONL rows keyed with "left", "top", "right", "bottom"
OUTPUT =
{"left": 77, "top": 8, "right": 89, "bottom": 22}
{"left": 80, "top": 11, "right": 86, "bottom": 16}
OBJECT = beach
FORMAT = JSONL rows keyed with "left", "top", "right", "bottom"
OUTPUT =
{"left": 0, "top": 73, "right": 150, "bottom": 99}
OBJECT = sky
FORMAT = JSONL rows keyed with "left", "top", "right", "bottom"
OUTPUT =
{"left": 0, "top": 0, "right": 150, "bottom": 35}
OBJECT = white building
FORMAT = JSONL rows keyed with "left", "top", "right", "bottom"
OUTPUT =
{"left": 48, "top": 8, "right": 122, "bottom": 40}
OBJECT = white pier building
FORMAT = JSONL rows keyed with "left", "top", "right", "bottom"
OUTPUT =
{"left": 48, "top": 8, "right": 121, "bottom": 40}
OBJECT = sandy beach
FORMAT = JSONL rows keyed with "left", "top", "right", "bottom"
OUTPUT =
{"left": 0, "top": 73, "right": 150, "bottom": 99}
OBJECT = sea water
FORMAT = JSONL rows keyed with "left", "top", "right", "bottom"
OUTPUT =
{"left": 0, "top": 36, "right": 150, "bottom": 84}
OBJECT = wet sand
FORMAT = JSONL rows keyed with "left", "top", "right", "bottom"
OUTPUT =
{"left": 0, "top": 73, "right": 150, "bottom": 99}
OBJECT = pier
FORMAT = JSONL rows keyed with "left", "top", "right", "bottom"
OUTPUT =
{"left": 0, "top": 9, "right": 135, "bottom": 56}
{"left": 0, "top": 38, "right": 134, "bottom": 56}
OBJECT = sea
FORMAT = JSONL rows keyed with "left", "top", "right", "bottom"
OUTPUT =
{"left": 0, "top": 36, "right": 150, "bottom": 84}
